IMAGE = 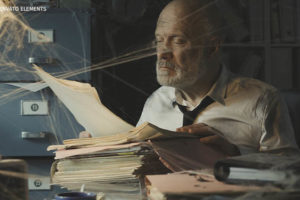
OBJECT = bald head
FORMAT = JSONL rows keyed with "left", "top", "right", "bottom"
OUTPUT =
{"left": 159, "top": 0, "right": 209, "bottom": 19}
{"left": 157, "top": 0, "right": 221, "bottom": 41}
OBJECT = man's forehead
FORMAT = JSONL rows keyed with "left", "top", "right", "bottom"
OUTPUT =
{"left": 156, "top": 17, "right": 184, "bottom": 29}
{"left": 155, "top": 24, "right": 187, "bottom": 38}
{"left": 156, "top": 12, "right": 189, "bottom": 34}
{"left": 157, "top": 4, "right": 187, "bottom": 25}
{"left": 155, "top": 1, "right": 210, "bottom": 41}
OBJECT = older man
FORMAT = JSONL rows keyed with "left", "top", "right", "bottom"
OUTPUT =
{"left": 137, "top": 0, "right": 298, "bottom": 154}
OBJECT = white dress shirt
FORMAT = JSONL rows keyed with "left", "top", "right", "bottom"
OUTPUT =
{"left": 137, "top": 67, "right": 298, "bottom": 154}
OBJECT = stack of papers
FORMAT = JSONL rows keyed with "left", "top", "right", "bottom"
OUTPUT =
{"left": 48, "top": 122, "right": 229, "bottom": 199}
{"left": 48, "top": 122, "right": 197, "bottom": 151}
{"left": 48, "top": 123, "right": 180, "bottom": 199}
{"left": 51, "top": 153, "right": 145, "bottom": 199}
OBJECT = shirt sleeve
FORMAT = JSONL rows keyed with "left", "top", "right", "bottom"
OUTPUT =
{"left": 260, "top": 90, "right": 299, "bottom": 152}
{"left": 136, "top": 97, "right": 151, "bottom": 127}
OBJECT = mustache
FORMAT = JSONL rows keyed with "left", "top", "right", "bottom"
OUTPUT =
{"left": 157, "top": 60, "right": 175, "bottom": 68}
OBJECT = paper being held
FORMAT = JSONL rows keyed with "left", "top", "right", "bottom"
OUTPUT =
{"left": 34, "top": 66, "right": 133, "bottom": 137}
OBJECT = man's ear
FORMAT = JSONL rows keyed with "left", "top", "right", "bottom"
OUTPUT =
{"left": 206, "top": 36, "right": 221, "bottom": 58}
{"left": 151, "top": 39, "right": 156, "bottom": 47}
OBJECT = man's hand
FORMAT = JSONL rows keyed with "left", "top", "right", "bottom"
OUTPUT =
{"left": 176, "top": 123, "right": 240, "bottom": 156}
{"left": 79, "top": 131, "right": 92, "bottom": 138}
{"left": 176, "top": 123, "right": 217, "bottom": 136}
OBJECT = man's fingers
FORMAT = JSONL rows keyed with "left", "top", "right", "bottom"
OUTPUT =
{"left": 176, "top": 123, "right": 206, "bottom": 132}
{"left": 79, "top": 131, "right": 92, "bottom": 138}
{"left": 176, "top": 123, "right": 212, "bottom": 135}
{"left": 177, "top": 124, "right": 240, "bottom": 156}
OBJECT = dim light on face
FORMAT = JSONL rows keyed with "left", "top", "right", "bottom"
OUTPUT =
{"left": 154, "top": 10, "right": 209, "bottom": 89}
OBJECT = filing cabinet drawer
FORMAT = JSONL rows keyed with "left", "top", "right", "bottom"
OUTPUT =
{"left": 0, "top": 84, "right": 84, "bottom": 156}
{"left": 0, "top": 9, "right": 92, "bottom": 81}
{"left": 24, "top": 157, "right": 69, "bottom": 200}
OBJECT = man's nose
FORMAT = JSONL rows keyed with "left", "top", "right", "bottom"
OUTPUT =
{"left": 157, "top": 47, "right": 173, "bottom": 60}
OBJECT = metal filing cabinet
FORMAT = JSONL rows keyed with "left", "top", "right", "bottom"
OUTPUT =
{"left": 0, "top": 9, "right": 93, "bottom": 199}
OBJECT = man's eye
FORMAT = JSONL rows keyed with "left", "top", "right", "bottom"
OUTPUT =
{"left": 174, "top": 39, "right": 186, "bottom": 44}
{"left": 155, "top": 39, "right": 163, "bottom": 43}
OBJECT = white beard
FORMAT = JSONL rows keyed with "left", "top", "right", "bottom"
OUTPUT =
{"left": 156, "top": 61, "right": 199, "bottom": 88}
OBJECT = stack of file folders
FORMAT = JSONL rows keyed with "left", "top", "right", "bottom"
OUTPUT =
{"left": 48, "top": 122, "right": 178, "bottom": 199}
{"left": 50, "top": 143, "right": 168, "bottom": 199}
{"left": 48, "top": 122, "right": 227, "bottom": 199}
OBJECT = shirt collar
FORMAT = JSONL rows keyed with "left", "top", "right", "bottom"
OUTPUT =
{"left": 206, "top": 66, "right": 231, "bottom": 105}
{"left": 173, "top": 66, "right": 231, "bottom": 107}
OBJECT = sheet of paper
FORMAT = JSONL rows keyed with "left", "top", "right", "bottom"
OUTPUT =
{"left": 34, "top": 66, "right": 133, "bottom": 137}
{"left": 47, "top": 122, "right": 196, "bottom": 150}
{"left": 146, "top": 172, "right": 280, "bottom": 196}
{"left": 54, "top": 142, "right": 142, "bottom": 159}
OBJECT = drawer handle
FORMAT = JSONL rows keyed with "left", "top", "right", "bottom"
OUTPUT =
{"left": 28, "top": 57, "right": 56, "bottom": 64}
{"left": 21, "top": 131, "right": 46, "bottom": 139}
